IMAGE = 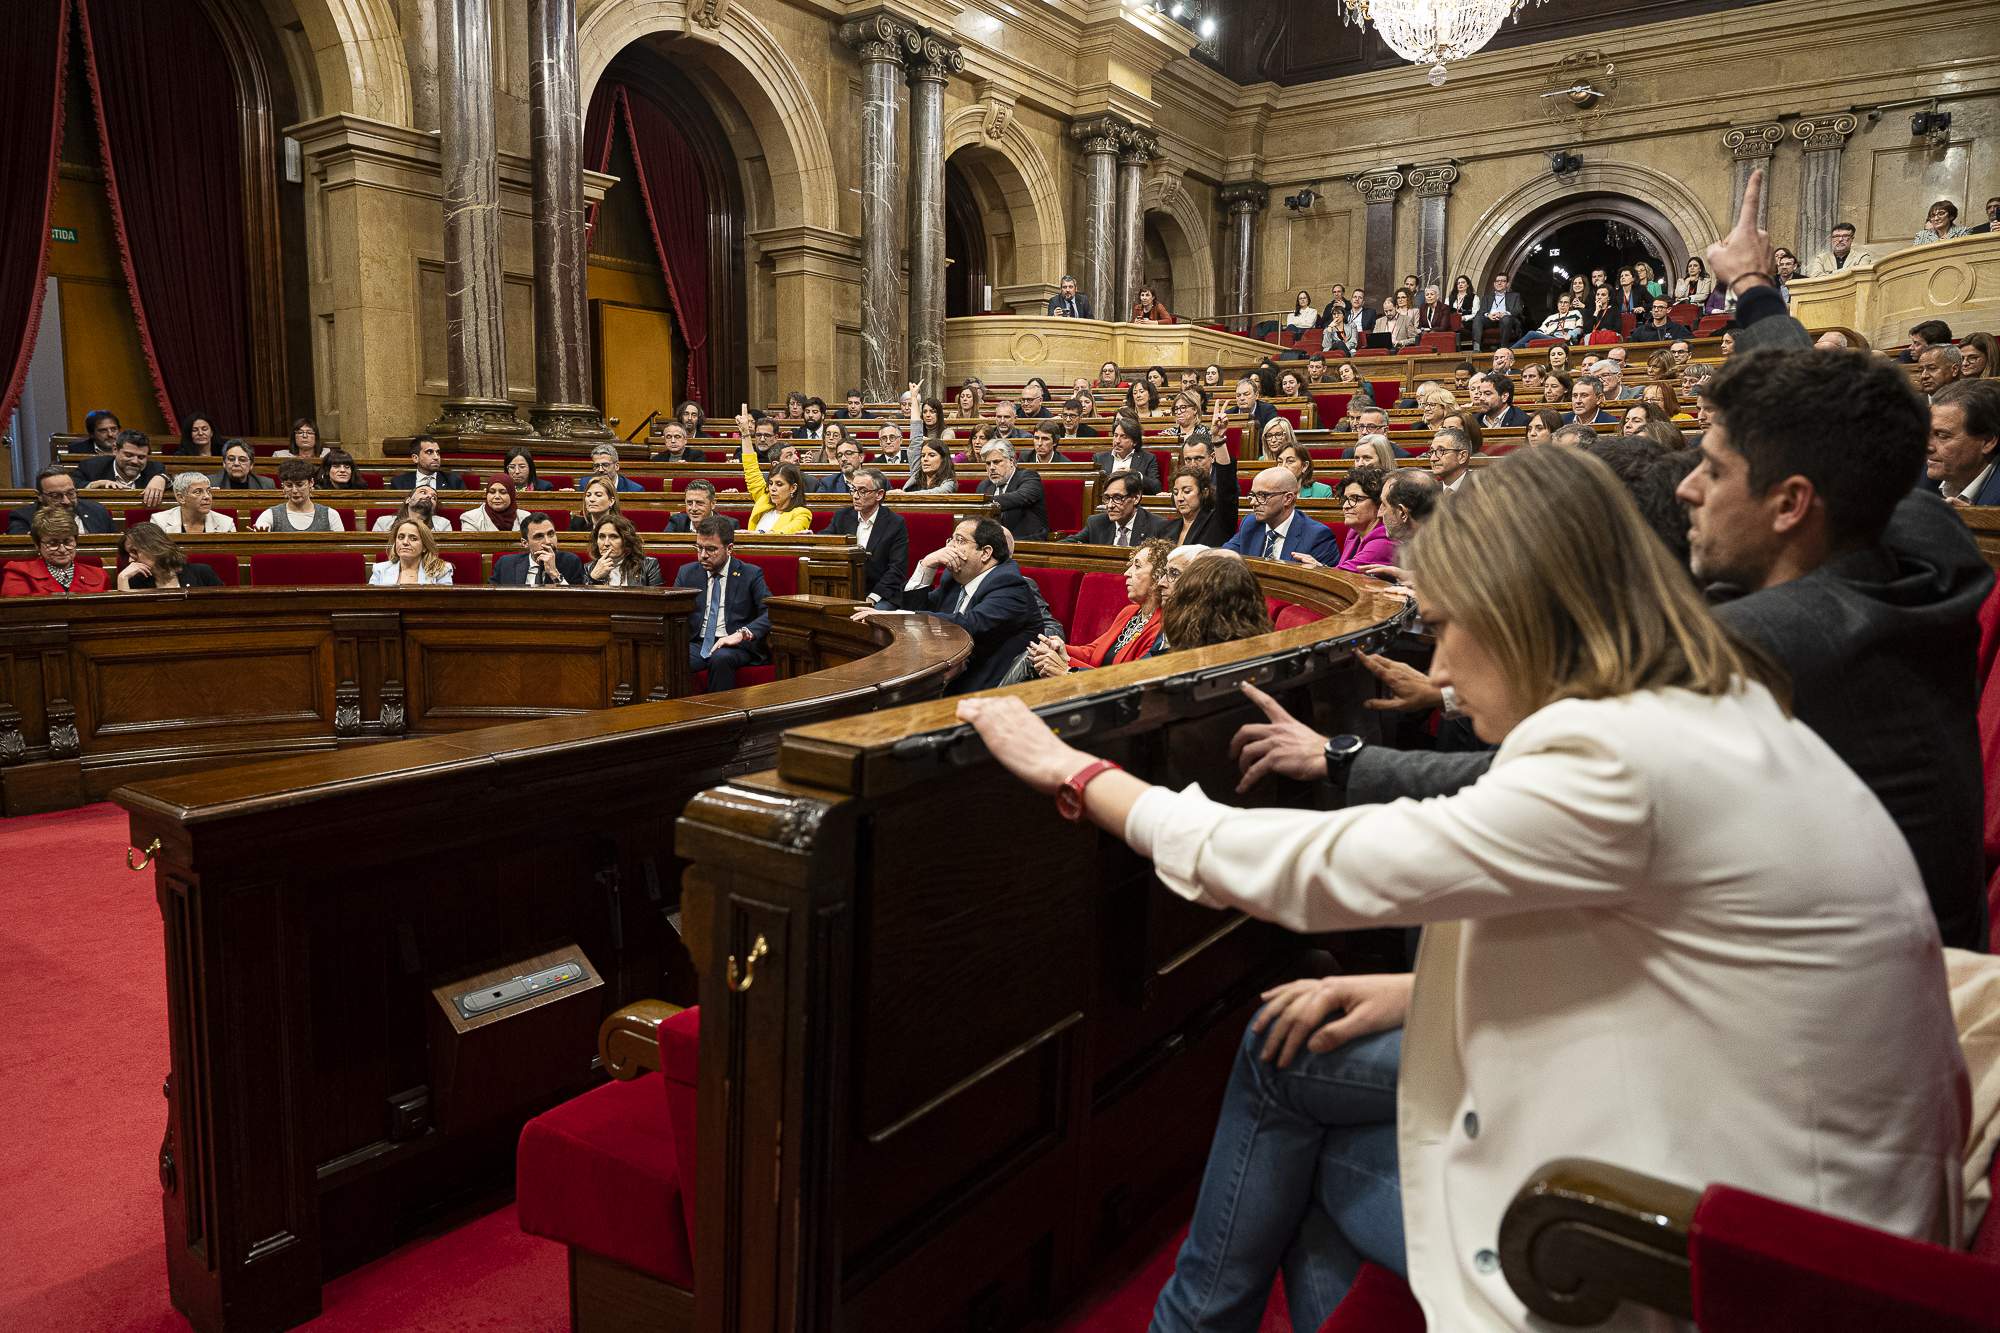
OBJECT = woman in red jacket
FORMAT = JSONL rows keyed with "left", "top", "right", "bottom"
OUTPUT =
{"left": 2, "top": 507, "right": 109, "bottom": 596}
{"left": 1024, "top": 539, "right": 1170, "bottom": 676}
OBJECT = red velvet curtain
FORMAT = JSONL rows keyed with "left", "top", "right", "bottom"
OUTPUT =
{"left": 611, "top": 85, "right": 710, "bottom": 406}
{"left": 76, "top": 0, "right": 253, "bottom": 434}
{"left": 582, "top": 89, "right": 614, "bottom": 249}
{"left": 0, "top": 0, "right": 72, "bottom": 427}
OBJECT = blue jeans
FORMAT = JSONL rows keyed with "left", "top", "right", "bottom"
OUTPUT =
{"left": 1150, "top": 1021, "right": 1406, "bottom": 1333}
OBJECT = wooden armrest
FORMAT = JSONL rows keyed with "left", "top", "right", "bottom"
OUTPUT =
{"left": 1497, "top": 1157, "right": 1697, "bottom": 1326}
{"left": 597, "top": 999, "right": 685, "bottom": 1080}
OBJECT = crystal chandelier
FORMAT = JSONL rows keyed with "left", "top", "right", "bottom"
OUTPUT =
{"left": 1340, "top": 0, "right": 1543, "bottom": 85}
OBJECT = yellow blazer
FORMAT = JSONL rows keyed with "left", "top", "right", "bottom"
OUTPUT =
{"left": 741, "top": 443, "right": 815, "bottom": 534}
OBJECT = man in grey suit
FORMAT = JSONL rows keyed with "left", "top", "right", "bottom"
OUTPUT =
{"left": 1465, "top": 273, "right": 1524, "bottom": 348}
{"left": 1064, "top": 472, "right": 1173, "bottom": 545}
{"left": 977, "top": 442, "right": 1049, "bottom": 540}
{"left": 1045, "top": 274, "right": 1093, "bottom": 319}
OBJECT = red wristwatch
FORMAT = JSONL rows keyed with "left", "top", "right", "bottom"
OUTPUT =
{"left": 1056, "top": 759, "right": 1122, "bottom": 821}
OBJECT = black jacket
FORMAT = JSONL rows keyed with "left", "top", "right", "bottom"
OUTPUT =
{"left": 490, "top": 550, "right": 589, "bottom": 586}
{"left": 8, "top": 499, "right": 114, "bottom": 535}
{"left": 1064, "top": 509, "right": 1174, "bottom": 545}
{"left": 389, "top": 470, "right": 468, "bottom": 491}
{"left": 1629, "top": 319, "right": 1692, "bottom": 343}
{"left": 978, "top": 469, "right": 1049, "bottom": 541}
{"left": 825, "top": 505, "right": 910, "bottom": 603}
{"left": 74, "top": 456, "right": 168, "bottom": 489}
{"left": 889, "top": 561, "right": 1043, "bottom": 695}
{"left": 1092, "top": 449, "right": 1162, "bottom": 496}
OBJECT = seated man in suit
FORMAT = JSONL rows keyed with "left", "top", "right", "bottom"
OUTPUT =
{"left": 825, "top": 466, "right": 909, "bottom": 604}
{"left": 676, "top": 514, "right": 770, "bottom": 692}
{"left": 1562, "top": 374, "right": 1618, "bottom": 426}
{"left": 1231, "top": 377, "right": 1279, "bottom": 440}
{"left": 8, "top": 465, "right": 116, "bottom": 536}
{"left": 1428, "top": 426, "right": 1479, "bottom": 496}
{"left": 389, "top": 435, "right": 466, "bottom": 491}
{"left": 832, "top": 389, "right": 873, "bottom": 422}
{"left": 811, "top": 437, "right": 867, "bottom": 494}
{"left": 1059, "top": 396, "right": 1100, "bottom": 440}
{"left": 664, "top": 479, "right": 718, "bottom": 533}
{"left": 1466, "top": 272, "right": 1524, "bottom": 348}
{"left": 588, "top": 444, "right": 646, "bottom": 493}
{"left": 650, "top": 421, "right": 707, "bottom": 463}
{"left": 490, "top": 512, "right": 588, "bottom": 586}
{"left": 978, "top": 441, "right": 1049, "bottom": 540}
{"left": 1928, "top": 380, "right": 2000, "bottom": 506}
{"left": 863, "top": 516, "right": 1041, "bottom": 695}
{"left": 76, "top": 430, "right": 169, "bottom": 504}
{"left": 1468, "top": 373, "right": 1529, "bottom": 430}
{"left": 1093, "top": 414, "right": 1162, "bottom": 494}
{"left": 82, "top": 408, "right": 123, "bottom": 453}
{"left": 1018, "top": 379, "right": 1054, "bottom": 420}
{"left": 1629, "top": 297, "right": 1693, "bottom": 344}
{"left": 1065, "top": 471, "right": 1173, "bottom": 546}
{"left": 1806, "top": 222, "right": 1872, "bottom": 276}
{"left": 1045, "top": 274, "right": 1093, "bottom": 319}
{"left": 1222, "top": 466, "right": 1338, "bottom": 562}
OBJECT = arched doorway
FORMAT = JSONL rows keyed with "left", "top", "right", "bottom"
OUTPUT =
{"left": 1489, "top": 193, "right": 1688, "bottom": 325}
{"left": 1141, "top": 217, "right": 1174, "bottom": 312}
{"left": 945, "top": 160, "right": 987, "bottom": 316}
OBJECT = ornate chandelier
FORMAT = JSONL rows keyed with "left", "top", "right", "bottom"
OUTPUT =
{"left": 1340, "top": 0, "right": 1543, "bottom": 85}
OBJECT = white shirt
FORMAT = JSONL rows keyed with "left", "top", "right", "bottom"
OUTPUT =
{"left": 1944, "top": 462, "right": 1995, "bottom": 505}
{"left": 459, "top": 507, "right": 523, "bottom": 533}
{"left": 906, "top": 561, "right": 993, "bottom": 614}
{"left": 256, "top": 504, "right": 344, "bottom": 532}
{"left": 368, "top": 559, "right": 452, "bottom": 585}
{"left": 854, "top": 511, "right": 876, "bottom": 549}
{"left": 150, "top": 509, "right": 236, "bottom": 534}
{"left": 1258, "top": 510, "right": 1295, "bottom": 555}
{"left": 1125, "top": 684, "right": 1964, "bottom": 1331}
{"left": 1487, "top": 289, "right": 1509, "bottom": 315}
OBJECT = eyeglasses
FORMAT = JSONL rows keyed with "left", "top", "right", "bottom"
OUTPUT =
{"left": 1248, "top": 490, "right": 1290, "bottom": 503}
{"left": 41, "top": 537, "right": 78, "bottom": 549}
{"left": 1339, "top": 495, "right": 1368, "bottom": 508}
{"left": 1427, "top": 446, "right": 1466, "bottom": 458}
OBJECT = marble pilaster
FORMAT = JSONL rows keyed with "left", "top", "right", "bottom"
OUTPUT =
{"left": 1071, "top": 117, "right": 1122, "bottom": 322}
{"left": 1407, "top": 163, "right": 1458, "bottom": 295}
{"left": 528, "top": 0, "right": 611, "bottom": 438}
{"left": 906, "top": 32, "right": 962, "bottom": 399}
{"left": 430, "top": 0, "right": 525, "bottom": 434}
{"left": 1723, "top": 123, "right": 1784, "bottom": 231}
{"left": 1113, "top": 128, "right": 1157, "bottom": 321}
{"left": 1218, "top": 182, "right": 1267, "bottom": 333}
{"left": 1792, "top": 114, "right": 1859, "bottom": 256}
{"left": 1354, "top": 169, "right": 1405, "bottom": 301}
{"left": 841, "top": 13, "right": 918, "bottom": 403}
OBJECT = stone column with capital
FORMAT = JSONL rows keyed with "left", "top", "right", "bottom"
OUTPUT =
{"left": 1792, "top": 114, "right": 1858, "bottom": 258}
{"left": 430, "top": 0, "right": 526, "bottom": 434}
{"left": 906, "top": 31, "right": 962, "bottom": 400}
{"left": 1113, "top": 127, "right": 1158, "bottom": 320}
{"left": 1407, "top": 163, "right": 1458, "bottom": 296}
{"left": 1354, "top": 169, "right": 1405, "bottom": 301}
{"left": 1218, "top": 183, "right": 1267, "bottom": 333}
{"left": 1722, "top": 123, "right": 1784, "bottom": 233}
{"left": 527, "top": 0, "right": 611, "bottom": 438}
{"left": 841, "top": 13, "right": 918, "bottom": 404}
{"left": 1071, "top": 117, "right": 1122, "bottom": 321}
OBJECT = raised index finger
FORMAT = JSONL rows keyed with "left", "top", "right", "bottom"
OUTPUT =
{"left": 1737, "top": 168, "right": 1763, "bottom": 234}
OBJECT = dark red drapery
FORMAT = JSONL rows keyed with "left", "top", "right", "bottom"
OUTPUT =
{"left": 583, "top": 90, "right": 614, "bottom": 249}
{"left": 0, "top": 0, "right": 72, "bottom": 427}
{"left": 77, "top": 0, "right": 253, "bottom": 434}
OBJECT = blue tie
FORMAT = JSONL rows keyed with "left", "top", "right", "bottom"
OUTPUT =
{"left": 1262, "top": 527, "right": 1279, "bottom": 559}
{"left": 703, "top": 573, "right": 723, "bottom": 657}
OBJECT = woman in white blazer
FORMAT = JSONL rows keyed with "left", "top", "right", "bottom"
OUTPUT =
{"left": 959, "top": 445, "right": 1965, "bottom": 1333}
{"left": 368, "top": 516, "right": 455, "bottom": 585}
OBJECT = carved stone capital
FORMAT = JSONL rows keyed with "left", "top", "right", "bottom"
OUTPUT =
{"left": 839, "top": 11, "right": 922, "bottom": 65}
{"left": 1219, "top": 181, "right": 1268, "bottom": 214}
{"left": 975, "top": 81, "right": 1015, "bottom": 141}
{"left": 1071, "top": 114, "right": 1127, "bottom": 157}
{"left": 907, "top": 30, "right": 963, "bottom": 84}
{"left": 1722, "top": 122, "right": 1784, "bottom": 162}
{"left": 1116, "top": 124, "right": 1160, "bottom": 161}
{"left": 1354, "top": 169, "right": 1406, "bottom": 206}
{"left": 1792, "top": 113, "right": 1859, "bottom": 152}
{"left": 1407, "top": 163, "right": 1459, "bottom": 199}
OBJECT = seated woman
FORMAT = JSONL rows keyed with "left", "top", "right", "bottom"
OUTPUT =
{"left": 174, "top": 411, "right": 220, "bottom": 457}
{"left": 958, "top": 444, "right": 1965, "bottom": 1333}
{"left": 1286, "top": 290, "right": 1320, "bottom": 333}
{"left": 1126, "top": 379, "right": 1162, "bottom": 419}
{"left": 567, "top": 476, "right": 621, "bottom": 531}
{"left": 1149, "top": 550, "right": 1272, "bottom": 655}
{"left": 1621, "top": 400, "right": 1674, "bottom": 435}
{"left": 151, "top": 471, "right": 237, "bottom": 533}
{"left": 368, "top": 516, "right": 454, "bottom": 585}
{"left": 1524, "top": 407, "right": 1565, "bottom": 446}
{"left": 504, "top": 446, "right": 557, "bottom": 492}
{"left": 1275, "top": 369, "right": 1307, "bottom": 400}
{"left": 1914, "top": 199, "right": 1969, "bottom": 244}
{"left": 1329, "top": 464, "right": 1396, "bottom": 572}
{"left": 1273, "top": 439, "right": 1334, "bottom": 499}
{"left": 1349, "top": 435, "right": 1398, "bottom": 471}
{"left": 3, "top": 508, "right": 109, "bottom": 596}
{"left": 459, "top": 478, "right": 523, "bottom": 533}
{"left": 910, "top": 393, "right": 953, "bottom": 447}
{"left": 1642, "top": 381, "right": 1689, "bottom": 421}
{"left": 274, "top": 417, "right": 329, "bottom": 459}
{"left": 1025, "top": 538, "right": 1172, "bottom": 676}
{"left": 117, "top": 522, "right": 223, "bottom": 589}
{"left": 1319, "top": 305, "right": 1351, "bottom": 355}
{"left": 317, "top": 448, "right": 366, "bottom": 490}
{"left": 254, "top": 458, "right": 346, "bottom": 531}
{"left": 587, "top": 514, "right": 664, "bottom": 586}
{"left": 900, "top": 440, "right": 959, "bottom": 495}
{"left": 1166, "top": 459, "right": 1240, "bottom": 549}
{"left": 737, "top": 410, "right": 815, "bottom": 534}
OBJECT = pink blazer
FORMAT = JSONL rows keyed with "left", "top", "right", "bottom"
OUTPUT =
{"left": 1335, "top": 522, "right": 1397, "bottom": 573}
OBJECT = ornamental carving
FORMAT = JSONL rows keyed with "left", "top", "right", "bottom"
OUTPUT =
{"left": 975, "top": 82, "right": 1015, "bottom": 141}
{"left": 1116, "top": 125, "right": 1161, "bottom": 160}
{"left": 1070, "top": 115, "right": 1127, "bottom": 157}
{"left": 1218, "top": 182, "right": 1268, "bottom": 213}
{"left": 689, "top": 0, "right": 726, "bottom": 31}
{"left": 48, "top": 714, "right": 80, "bottom": 758}
{"left": 1722, "top": 122, "right": 1784, "bottom": 161}
{"left": 1407, "top": 163, "right": 1459, "bottom": 199}
{"left": 908, "top": 32, "right": 963, "bottom": 83}
{"left": 776, "top": 798, "right": 829, "bottom": 850}
{"left": 839, "top": 12, "right": 922, "bottom": 64}
{"left": 1792, "top": 113, "right": 1859, "bottom": 152}
{"left": 1353, "top": 170, "right": 1405, "bottom": 206}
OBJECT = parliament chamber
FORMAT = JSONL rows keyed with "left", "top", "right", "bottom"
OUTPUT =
{"left": 6, "top": 0, "right": 2000, "bottom": 1329}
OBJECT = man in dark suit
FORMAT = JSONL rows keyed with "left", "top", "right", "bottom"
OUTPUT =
{"left": 832, "top": 390, "right": 873, "bottom": 422}
{"left": 1427, "top": 427, "right": 1479, "bottom": 497}
{"left": 811, "top": 437, "right": 867, "bottom": 494}
{"left": 1093, "top": 417, "right": 1162, "bottom": 495}
{"left": 1927, "top": 380, "right": 2000, "bottom": 506}
{"left": 8, "top": 466, "right": 115, "bottom": 535}
{"left": 977, "top": 442, "right": 1049, "bottom": 540}
{"left": 490, "top": 513, "right": 589, "bottom": 586}
{"left": 389, "top": 435, "right": 466, "bottom": 491}
{"left": 1629, "top": 297, "right": 1693, "bottom": 344}
{"left": 824, "top": 467, "right": 909, "bottom": 604}
{"left": 1045, "top": 274, "right": 1092, "bottom": 319}
{"left": 1064, "top": 472, "right": 1173, "bottom": 545}
{"left": 1468, "top": 373, "right": 1530, "bottom": 430}
{"left": 1560, "top": 374, "right": 1617, "bottom": 426}
{"left": 664, "top": 480, "right": 718, "bottom": 533}
{"left": 75, "top": 430, "right": 169, "bottom": 504}
{"left": 1222, "top": 466, "right": 1339, "bottom": 562}
{"left": 1466, "top": 273, "right": 1524, "bottom": 348}
{"left": 1059, "top": 397, "right": 1099, "bottom": 440}
{"left": 865, "top": 516, "right": 1041, "bottom": 695}
{"left": 650, "top": 422, "right": 708, "bottom": 463}
{"left": 1018, "top": 379, "right": 1054, "bottom": 420}
{"left": 676, "top": 514, "right": 771, "bottom": 692}
{"left": 1231, "top": 377, "right": 1279, "bottom": 442}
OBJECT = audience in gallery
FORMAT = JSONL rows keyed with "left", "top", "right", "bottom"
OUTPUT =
{"left": 490, "top": 513, "right": 587, "bottom": 586}
{"left": 1046, "top": 274, "right": 1093, "bottom": 319}
{"left": 1026, "top": 537, "right": 1172, "bottom": 677}
{"left": 273, "top": 417, "right": 328, "bottom": 459}
{"left": 390, "top": 435, "right": 465, "bottom": 491}
{"left": 1629, "top": 295, "right": 1693, "bottom": 343}
{"left": 826, "top": 466, "right": 909, "bottom": 605}
{"left": 1382, "top": 288, "right": 1420, "bottom": 350}
{"left": 977, "top": 440, "right": 1049, "bottom": 540}
{"left": 674, "top": 517, "right": 768, "bottom": 689}
{"left": 1065, "top": 471, "right": 1172, "bottom": 547}
{"left": 1675, "top": 255, "right": 1714, "bottom": 302}
{"left": 857, "top": 515, "right": 1040, "bottom": 695}
{"left": 1929, "top": 379, "right": 2000, "bottom": 507}
{"left": 459, "top": 479, "right": 524, "bottom": 533}
{"left": 1132, "top": 286, "right": 1174, "bottom": 323}
{"left": 148, "top": 471, "right": 237, "bottom": 533}
{"left": 566, "top": 476, "right": 621, "bottom": 532}
{"left": 3, "top": 507, "right": 108, "bottom": 596}
{"left": 1272, "top": 440, "right": 1332, "bottom": 499}
{"left": 9, "top": 465, "right": 115, "bottom": 535}
{"left": 76, "top": 429, "right": 170, "bottom": 505}
{"left": 115, "top": 521, "right": 222, "bottom": 590}
{"left": 255, "top": 458, "right": 346, "bottom": 531}
{"left": 377, "top": 486, "right": 453, "bottom": 533}
{"left": 369, "top": 517, "right": 454, "bottom": 585}
{"left": 173, "top": 411, "right": 219, "bottom": 457}
{"left": 664, "top": 480, "right": 717, "bottom": 533}
{"left": 1916, "top": 199, "right": 1972, "bottom": 244}
{"left": 586, "top": 514, "right": 664, "bottom": 587}
{"left": 901, "top": 440, "right": 959, "bottom": 495}
{"left": 316, "top": 448, "right": 364, "bottom": 490}
{"left": 1286, "top": 290, "right": 1319, "bottom": 332}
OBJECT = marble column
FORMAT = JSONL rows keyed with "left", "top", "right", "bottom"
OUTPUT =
{"left": 1407, "top": 163, "right": 1458, "bottom": 295}
{"left": 905, "top": 31, "right": 961, "bottom": 399}
{"left": 1218, "top": 183, "right": 1267, "bottom": 333}
{"left": 528, "top": 0, "right": 611, "bottom": 438}
{"left": 1722, "top": 123, "right": 1784, "bottom": 231}
{"left": 1071, "top": 117, "right": 1122, "bottom": 321}
{"left": 1792, "top": 114, "right": 1859, "bottom": 255}
{"left": 1113, "top": 128, "right": 1156, "bottom": 320}
{"left": 1354, "top": 169, "right": 1405, "bottom": 300}
{"left": 841, "top": 13, "right": 917, "bottom": 404}
{"left": 430, "top": 0, "right": 525, "bottom": 435}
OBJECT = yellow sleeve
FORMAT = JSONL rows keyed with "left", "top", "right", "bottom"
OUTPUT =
{"left": 741, "top": 441, "right": 770, "bottom": 522}
{"left": 776, "top": 506, "right": 815, "bottom": 534}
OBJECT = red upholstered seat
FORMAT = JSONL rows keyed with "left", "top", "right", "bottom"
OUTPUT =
{"left": 440, "top": 551, "right": 481, "bottom": 585}
{"left": 1355, "top": 347, "right": 1390, "bottom": 357}
{"left": 366, "top": 507, "right": 400, "bottom": 529}
{"left": 1698, "top": 314, "right": 1732, "bottom": 335}
{"left": 1586, "top": 328, "right": 1623, "bottom": 345}
{"left": 899, "top": 508, "right": 958, "bottom": 563}
{"left": 1042, "top": 477, "right": 1086, "bottom": 533}
{"left": 186, "top": 553, "right": 239, "bottom": 584}
{"left": 1070, "top": 572, "right": 1129, "bottom": 643}
{"left": 658, "top": 554, "right": 693, "bottom": 584}
{"left": 1274, "top": 603, "right": 1323, "bottom": 630}
{"left": 1312, "top": 392, "right": 1354, "bottom": 428}
{"left": 123, "top": 508, "right": 154, "bottom": 527}
{"left": 1021, "top": 565, "right": 1081, "bottom": 629}
{"left": 627, "top": 509, "right": 673, "bottom": 532}
{"left": 692, "top": 665, "right": 777, "bottom": 692}
{"left": 1670, "top": 302, "right": 1700, "bottom": 327}
{"left": 1418, "top": 331, "right": 1457, "bottom": 355}
{"left": 249, "top": 551, "right": 365, "bottom": 586}
{"left": 740, "top": 556, "right": 796, "bottom": 597}
{"left": 1316, "top": 1262, "right": 1424, "bottom": 1332}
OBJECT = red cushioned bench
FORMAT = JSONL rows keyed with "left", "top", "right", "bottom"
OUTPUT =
{"left": 248, "top": 551, "right": 367, "bottom": 586}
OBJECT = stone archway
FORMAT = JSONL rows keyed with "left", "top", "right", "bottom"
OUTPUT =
{"left": 1139, "top": 172, "right": 1216, "bottom": 321}
{"left": 1456, "top": 161, "right": 1720, "bottom": 290}
{"left": 288, "top": 0, "right": 409, "bottom": 124}
{"left": 941, "top": 104, "right": 1067, "bottom": 305}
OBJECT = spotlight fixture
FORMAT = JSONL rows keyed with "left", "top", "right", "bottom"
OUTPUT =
{"left": 1284, "top": 187, "right": 1319, "bottom": 212}
{"left": 1549, "top": 149, "right": 1583, "bottom": 177}
{"left": 1911, "top": 110, "right": 1951, "bottom": 137}
{"left": 1198, "top": 15, "right": 1216, "bottom": 38}
{"left": 1169, "top": 0, "right": 1185, "bottom": 16}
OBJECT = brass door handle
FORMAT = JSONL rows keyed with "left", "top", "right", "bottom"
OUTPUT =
{"left": 725, "top": 935, "right": 769, "bottom": 993}
{"left": 127, "top": 838, "right": 162, "bottom": 871}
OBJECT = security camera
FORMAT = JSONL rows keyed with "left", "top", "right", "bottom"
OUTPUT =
{"left": 1911, "top": 110, "right": 1951, "bottom": 137}
{"left": 1284, "top": 188, "right": 1318, "bottom": 212}
{"left": 1549, "top": 150, "right": 1583, "bottom": 176}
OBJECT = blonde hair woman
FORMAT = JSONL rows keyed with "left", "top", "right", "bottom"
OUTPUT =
{"left": 959, "top": 444, "right": 1963, "bottom": 1332}
{"left": 1349, "top": 435, "right": 1398, "bottom": 471}
{"left": 370, "top": 517, "right": 453, "bottom": 584}
{"left": 1258, "top": 414, "right": 1301, "bottom": 462}
{"left": 1416, "top": 381, "right": 1458, "bottom": 430}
